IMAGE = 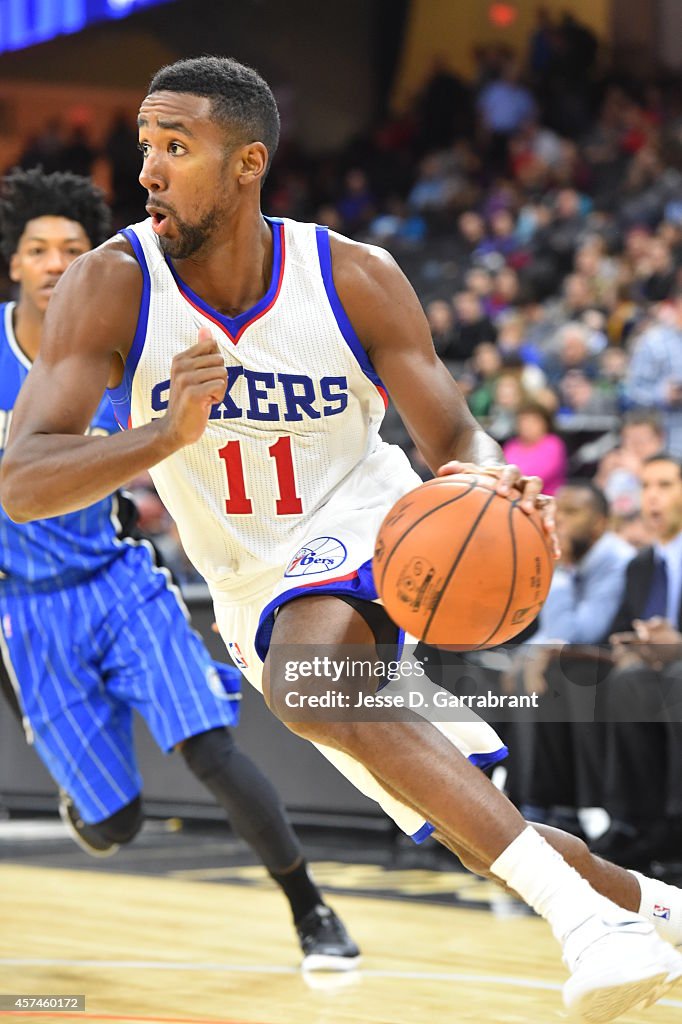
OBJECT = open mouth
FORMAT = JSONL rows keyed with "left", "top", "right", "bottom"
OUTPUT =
{"left": 149, "top": 210, "right": 170, "bottom": 235}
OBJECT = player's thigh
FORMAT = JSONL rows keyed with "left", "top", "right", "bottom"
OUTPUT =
{"left": 263, "top": 593, "right": 377, "bottom": 702}
{"left": 105, "top": 576, "right": 237, "bottom": 751}
{"left": 0, "top": 590, "right": 140, "bottom": 823}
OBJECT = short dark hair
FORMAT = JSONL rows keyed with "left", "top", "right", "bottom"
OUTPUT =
{"left": 517, "top": 401, "right": 555, "bottom": 433}
{"left": 560, "top": 479, "right": 610, "bottom": 518}
{"left": 643, "top": 451, "right": 682, "bottom": 475}
{"left": 0, "top": 166, "right": 111, "bottom": 262}
{"left": 148, "top": 56, "right": 280, "bottom": 175}
{"left": 622, "top": 409, "right": 665, "bottom": 435}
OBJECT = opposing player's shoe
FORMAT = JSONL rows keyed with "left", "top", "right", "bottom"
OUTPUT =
{"left": 58, "top": 790, "right": 119, "bottom": 858}
{"left": 562, "top": 910, "right": 682, "bottom": 1022}
{"left": 296, "top": 904, "right": 361, "bottom": 972}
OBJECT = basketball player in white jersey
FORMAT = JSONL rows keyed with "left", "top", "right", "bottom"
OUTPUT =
{"left": 3, "top": 57, "right": 682, "bottom": 1020}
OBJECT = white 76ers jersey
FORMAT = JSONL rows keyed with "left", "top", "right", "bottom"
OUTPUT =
{"left": 108, "top": 216, "right": 412, "bottom": 591}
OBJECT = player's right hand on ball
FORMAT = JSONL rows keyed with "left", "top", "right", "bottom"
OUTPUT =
{"left": 163, "top": 327, "right": 227, "bottom": 447}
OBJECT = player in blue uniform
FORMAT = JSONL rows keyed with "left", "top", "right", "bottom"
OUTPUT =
{"left": 0, "top": 166, "right": 359, "bottom": 971}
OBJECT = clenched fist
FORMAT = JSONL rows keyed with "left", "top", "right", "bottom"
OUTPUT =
{"left": 160, "top": 327, "right": 227, "bottom": 448}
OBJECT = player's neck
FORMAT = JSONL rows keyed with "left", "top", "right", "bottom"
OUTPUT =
{"left": 173, "top": 210, "right": 274, "bottom": 319}
{"left": 12, "top": 299, "right": 43, "bottom": 363}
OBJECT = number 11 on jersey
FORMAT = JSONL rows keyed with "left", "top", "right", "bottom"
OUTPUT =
{"left": 218, "top": 436, "right": 303, "bottom": 516}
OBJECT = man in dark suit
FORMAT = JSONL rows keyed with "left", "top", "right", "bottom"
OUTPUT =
{"left": 592, "top": 453, "right": 682, "bottom": 869}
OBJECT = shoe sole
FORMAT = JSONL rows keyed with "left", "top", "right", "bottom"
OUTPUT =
{"left": 301, "top": 954, "right": 362, "bottom": 972}
{"left": 58, "top": 800, "right": 120, "bottom": 859}
{"left": 564, "top": 969, "right": 671, "bottom": 1023}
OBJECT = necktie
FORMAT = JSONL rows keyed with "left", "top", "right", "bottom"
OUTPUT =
{"left": 643, "top": 556, "right": 668, "bottom": 620}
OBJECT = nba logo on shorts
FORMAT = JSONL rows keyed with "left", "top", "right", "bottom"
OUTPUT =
{"left": 653, "top": 904, "right": 671, "bottom": 920}
{"left": 284, "top": 536, "right": 348, "bottom": 578}
{"left": 206, "top": 665, "right": 228, "bottom": 700}
{"left": 227, "top": 641, "right": 249, "bottom": 670}
{"left": 2, "top": 613, "right": 11, "bottom": 638}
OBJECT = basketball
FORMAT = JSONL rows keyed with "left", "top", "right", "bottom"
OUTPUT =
{"left": 373, "top": 474, "right": 554, "bottom": 650}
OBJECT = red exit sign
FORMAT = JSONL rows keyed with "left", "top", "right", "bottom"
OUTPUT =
{"left": 488, "top": 2, "right": 519, "bottom": 28}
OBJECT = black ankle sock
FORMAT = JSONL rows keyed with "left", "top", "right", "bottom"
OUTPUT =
{"left": 269, "top": 859, "right": 322, "bottom": 923}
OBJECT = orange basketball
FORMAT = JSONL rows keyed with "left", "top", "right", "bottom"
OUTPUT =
{"left": 373, "top": 474, "right": 554, "bottom": 650}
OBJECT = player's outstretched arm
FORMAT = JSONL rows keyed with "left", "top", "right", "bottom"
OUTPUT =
{"left": 0, "top": 242, "right": 227, "bottom": 523}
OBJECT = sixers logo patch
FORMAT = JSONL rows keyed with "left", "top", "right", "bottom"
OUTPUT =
{"left": 284, "top": 537, "right": 348, "bottom": 578}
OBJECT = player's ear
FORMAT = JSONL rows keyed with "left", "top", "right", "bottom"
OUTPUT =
{"left": 237, "top": 142, "right": 268, "bottom": 186}
{"left": 8, "top": 253, "right": 21, "bottom": 284}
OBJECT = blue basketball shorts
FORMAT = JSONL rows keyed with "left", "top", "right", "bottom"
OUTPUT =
{"left": 0, "top": 543, "right": 240, "bottom": 823}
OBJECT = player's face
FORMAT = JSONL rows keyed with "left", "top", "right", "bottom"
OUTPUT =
{"left": 554, "top": 487, "right": 603, "bottom": 559}
{"left": 10, "top": 216, "right": 91, "bottom": 314}
{"left": 137, "top": 92, "right": 238, "bottom": 260}
{"left": 641, "top": 460, "right": 682, "bottom": 542}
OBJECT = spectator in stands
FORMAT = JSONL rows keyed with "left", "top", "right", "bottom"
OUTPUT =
{"left": 511, "top": 480, "right": 634, "bottom": 834}
{"left": 509, "top": 117, "right": 563, "bottom": 189}
{"left": 440, "top": 290, "right": 496, "bottom": 362}
{"left": 526, "top": 6, "right": 555, "bottom": 83}
{"left": 473, "top": 209, "right": 522, "bottom": 266}
{"left": 592, "top": 453, "right": 682, "bottom": 869}
{"left": 407, "top": 153, "right": 460, "bottom": 213}
{"left": 614, "top": 511, "right": 652, "bottom": 550}
{"left": 573, "top": 238, "right": 618, "bottom": 306}
{"left": 580, "top": 345, "right": 628, "bottom": 416}
{"left": 457, "top": 210, "right": 486, "bottom": 253}
{"left": 486, "top": 372, "right": 530, "bottom": 440}
{"left": 465, "top": 267, "right": 495, "bottom": 313}
{"left": 415, "top": 57, "right": 473, "bottom": 151}
{"left": 606, "top": 281, "right": 640, "bottom": 347}
{"left": 466, "top": 341, "right": 502, "bottom": 419}
{"left": 536, "top": 191, "right": 589, "bottom": 274}
{"left": 637, "top": 238, "right": 676, "bottom": 302}
{"left": 496, "top": 312, "right": 542, "bottom": 367}
{"left": 625, "top": 291, "right": 682, "bottom": 457}
{"left": 488, "top": 266, "right": 522, "bottom": 319}
{"left": 336, "top": 168, "right": 375, "bottom": 234}
{"left": 596, "top": 410, "right": 666, "bottom": 516}
{"left": 477, "top": 61, "right": 536, "bottom": 174}
{"left": 367, "top": 196, "right": 426, "bottom": 245}
{"left": 543, "top": 321, "right": 599, "bottom": 389}
{"left": 503, "top": 402, "right": 567, "bottom": 494}
{"left": 425, "top": 299, "right": 457, "bottom": 355}
{"left": 539, "top": 275, "right": 600, "bottom": 341}
{"left": 559, "top": 369, "right": 619, "bottom": 417}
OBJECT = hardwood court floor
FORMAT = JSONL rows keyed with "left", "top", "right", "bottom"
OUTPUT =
{"left": 1, "top": 863, "right": 682, "bottom": 1024}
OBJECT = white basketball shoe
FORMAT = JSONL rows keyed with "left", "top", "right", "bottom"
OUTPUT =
{"left": 562, "top": 910, "right": 682, "bottom": 1022}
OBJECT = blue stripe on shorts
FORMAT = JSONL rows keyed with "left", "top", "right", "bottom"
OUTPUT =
{"left": 0, "top": 543, "right": 240, "bottom": 823}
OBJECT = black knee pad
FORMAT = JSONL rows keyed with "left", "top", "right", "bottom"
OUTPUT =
{"left": 181, "top": 727, "right": 236, "bottom": 782}
{"left": 92, "top": 796, "right": 144, "bottom": 845}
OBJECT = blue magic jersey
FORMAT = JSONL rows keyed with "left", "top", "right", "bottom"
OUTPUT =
{"left": 0, "top": 302, "right": 126, "bottom": 594}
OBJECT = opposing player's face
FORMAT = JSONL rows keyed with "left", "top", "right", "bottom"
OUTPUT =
{"left": 137, "top": 92, "right": 237, "bottom": 260}
{"left": 10, "top": 216, "right": 91, "bottom": 314}
{"left": 641, "top": 460, "right": 682, "bottom": 542}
